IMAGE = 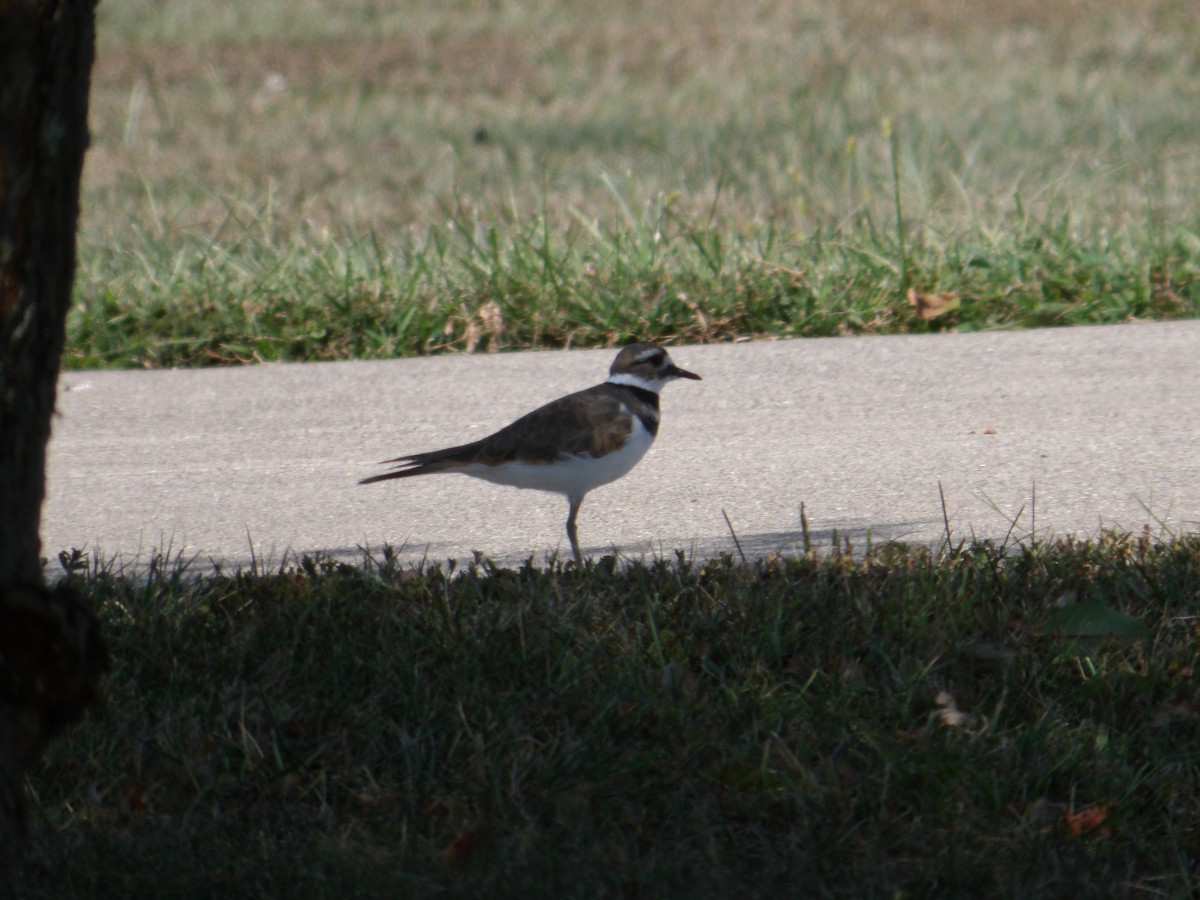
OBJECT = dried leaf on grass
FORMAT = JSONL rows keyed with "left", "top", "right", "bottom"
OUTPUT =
{"left": 907, "top": 288, "right": 961, "bottom": 320}
{"left": 934, "top": 691, "right": 973, "bottom": 728}
{"left": 1064, "top": 803, "right": 1111, "bottom": 837}
{"left": 443, "top": 826, "right": 489, "bottom": 865}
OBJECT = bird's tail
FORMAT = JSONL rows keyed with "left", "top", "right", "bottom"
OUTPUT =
{"left": 358, "top": 458, "right": 426, "bottom": 485}
{"left": 359, "top": 441, "right": 482, "bottom": 485}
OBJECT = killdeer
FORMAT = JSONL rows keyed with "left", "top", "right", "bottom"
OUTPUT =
{"left": 360, "top": 342, "right": 701, "bottom": 563}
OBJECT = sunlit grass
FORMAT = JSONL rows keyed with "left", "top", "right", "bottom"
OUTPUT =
{"left": 69, "top": 186, "right": 1200, "bottom": 367}
{"left": 72, "top": 0, "right": 1200, "bottom": 367}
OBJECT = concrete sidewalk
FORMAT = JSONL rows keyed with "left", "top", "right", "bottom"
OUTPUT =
{"left": 42, "top": 321, "right": 1199, "bottom": 571}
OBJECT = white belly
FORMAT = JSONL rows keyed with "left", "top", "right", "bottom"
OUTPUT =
{"left": 461, "top": 414, "right": 655, "bottom": 499}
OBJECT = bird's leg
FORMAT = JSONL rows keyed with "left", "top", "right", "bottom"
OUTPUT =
{"left": 566, "top": 495, "right": 584, "bottom": 564}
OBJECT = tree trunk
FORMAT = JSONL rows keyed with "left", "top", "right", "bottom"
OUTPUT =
{"left": 0, "top": 0, "right": 106, "bottom": 887}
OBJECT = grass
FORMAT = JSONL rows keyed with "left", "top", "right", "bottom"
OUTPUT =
{"left": 18, "top": 532, "right": 1200, "bottom": 898}
{"left": 71, "top": 0, "right": 1200, "bottom": 367}
{"left": 34, "top": 2, "right": 1200, "bottom": 894}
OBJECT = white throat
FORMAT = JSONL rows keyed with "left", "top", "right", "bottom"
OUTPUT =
{"left": 607, "top": 372, "right": 663, "bottom": 394}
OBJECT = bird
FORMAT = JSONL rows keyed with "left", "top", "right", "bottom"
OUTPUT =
{"left": 360, "top": 342, "right": 701, "bottom": 563}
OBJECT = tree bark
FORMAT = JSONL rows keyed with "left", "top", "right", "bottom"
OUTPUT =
{"left": 0, "top": 0, "right": 106, "bottom": 887}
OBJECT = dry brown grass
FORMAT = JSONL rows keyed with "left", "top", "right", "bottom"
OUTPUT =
{"left": 67, "top": 0, "right": 1198, "bottom": 367}
{"left": 85, "top": 0, "right": 1200, "bottom": 239}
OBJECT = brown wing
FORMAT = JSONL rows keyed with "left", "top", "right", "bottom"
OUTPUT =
{"left": 470, "top": 385, "right": 632, "bottom": 464}
{"left": 359, "top": 384, "right": 632, "bottom": 484}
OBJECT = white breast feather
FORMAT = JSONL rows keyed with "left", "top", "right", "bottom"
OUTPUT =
{"left": 460, "top": 408, "right": 655, "bottom": 497}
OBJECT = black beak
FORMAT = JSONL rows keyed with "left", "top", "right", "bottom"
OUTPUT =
{"left": 669, "top": 364, "right": 701, "bottom": 381}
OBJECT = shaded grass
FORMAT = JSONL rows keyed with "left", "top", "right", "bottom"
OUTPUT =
{"left": 70, "top": 0, "right": 1200, "bottom": 367}
{"left": 20, "top": 533, "right": 1200, "bottom": 897}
